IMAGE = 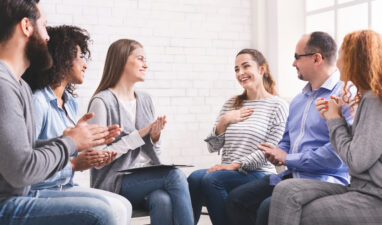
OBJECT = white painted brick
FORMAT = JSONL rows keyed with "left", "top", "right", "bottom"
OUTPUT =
{"left": 40, "top": 4, "right": 56, "bottom": 14}
{"left": 193, "top": 80, "right": 212, "bottom": 88}
{"left": 166, "top": 47, "right": 185, "bottom": 55}
{"left": 171, "top": 97, "right": 193, "bottom": 106}
{"left": 186, "top": 89, "right": 198, "bottom": 97}
{"left": 41, "top": 0, "right": 253, "bottom": 185}
{"left": 46, "top": 14, "right": 73, "bottom": 24}
{"left": 149, "top": 88, "right": 186, "bottom": 97}
{"left": 113, "top": 0, "right": 138, "bottom": 8}
{"left": 73, "top": 15, "right": 98, "bottom": 25}
{"left": 56, "top": 4, "right": 82, "bottom": 15}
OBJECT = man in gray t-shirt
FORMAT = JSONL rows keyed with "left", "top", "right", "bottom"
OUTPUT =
{"left": 0, "top": 1, "right": 120, "bottom": 224}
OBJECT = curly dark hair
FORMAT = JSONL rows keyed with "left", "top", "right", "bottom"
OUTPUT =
{"left": 23, "top": 25, "right": 91, "bottom": 95}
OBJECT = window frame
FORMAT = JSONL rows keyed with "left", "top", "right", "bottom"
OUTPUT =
{"left": 305, "top": 0, "right": 376, "bottom": 42}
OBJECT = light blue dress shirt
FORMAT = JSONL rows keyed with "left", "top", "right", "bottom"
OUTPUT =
{"left": 30, "top": 87, "right": 78, "bottom": 191}
{"left": 270, "top": 72, "right": 353, "bottom": 186}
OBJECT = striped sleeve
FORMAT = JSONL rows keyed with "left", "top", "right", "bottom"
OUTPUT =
{"left": 205, "top": 98, "right": 235, "bottom": 153}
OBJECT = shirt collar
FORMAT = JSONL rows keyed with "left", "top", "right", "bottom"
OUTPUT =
{"left": 45, "top": 86, "right": 75, "bottom": 104}
{"left": 302, "top": 70, "right": 340, "bottom": 94}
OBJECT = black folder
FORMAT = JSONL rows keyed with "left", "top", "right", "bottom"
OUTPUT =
{"left": 117, "top": 164, "right": 194, "bottom": 173}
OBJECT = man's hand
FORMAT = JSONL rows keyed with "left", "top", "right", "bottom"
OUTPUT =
{"left": 150, "top": 115, "right": 167, "bottom": 143}
{"left": 71, "top": 149, "right": 108, "bottom": 171}
{"left": 63, "top": 113, "right": 121, "bottom": 152}
{"left": 206, "top": 162, "right": 242, "bottom": 173}
{"left": 258, "top": 143, "right": 287, "bottom": 166}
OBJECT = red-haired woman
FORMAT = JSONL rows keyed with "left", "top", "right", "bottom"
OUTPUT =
{"left": 269, "top": 30, "right": 382, "bottom": 225}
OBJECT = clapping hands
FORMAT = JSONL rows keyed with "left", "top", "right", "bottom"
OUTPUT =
{"left": 63, "top": 113, "right": 122, "bottom": 152}
{"left": 315, "top": 96, "right": 343, "bottom": 120}
{"left": 150, "top": 115, "right": 167, "bottom": 143}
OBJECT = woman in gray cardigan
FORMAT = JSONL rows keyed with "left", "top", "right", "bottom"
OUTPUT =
{"left": 268, "top": 30, "right": 382, "bottom": 225}
{"left": 88, "top": 39, "right": 194, "bottom": 225}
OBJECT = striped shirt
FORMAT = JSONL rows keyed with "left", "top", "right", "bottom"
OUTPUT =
{"left": 205, "top": 96, "right": 289, "bottom": 173}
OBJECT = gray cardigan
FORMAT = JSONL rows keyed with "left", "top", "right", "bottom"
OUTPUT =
{"left": 0, "top": 61, "right": 76, "bottom": 200}
{"left": 88, "top": 89, "right": 161, "bottom": 193}
{"left": 327, "top": 91, "right": 382, "bottom": 199}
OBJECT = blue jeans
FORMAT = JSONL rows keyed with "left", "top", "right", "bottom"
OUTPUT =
{"left": 225, "top": 175, "right": 274, "bottom": 225}
{"left": 120, "top": 168, "right": 193, "bottom": 225}
{"left": 188, "top": 169, "right": 266, "bottom": 225}
{"left": 0, "top": 189, "right": 117, "bottom": 225}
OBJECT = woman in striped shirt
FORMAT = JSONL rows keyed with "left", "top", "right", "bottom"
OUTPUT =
{"left": 187, "top": 49, "right": 289, "bottom": 225}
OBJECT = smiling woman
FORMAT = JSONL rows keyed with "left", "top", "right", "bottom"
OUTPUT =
{"left": 23, "top": 25, "right": 90, "bottom": 96}
{"left": 87, "top": 39, "right": 194, "bottom": 225}
{"left": 187, "top": 48, "right": 289, "bottom": 225}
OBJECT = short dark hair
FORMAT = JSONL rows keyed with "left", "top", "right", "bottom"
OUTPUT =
{"left": 304, "top": 31, "right": 337, "bottom": 65}
{"left": 0, "top": 0, "right": 40, "bottom": 43}
{"left": 23, "top": 25, "right": 91, "bottom": 95}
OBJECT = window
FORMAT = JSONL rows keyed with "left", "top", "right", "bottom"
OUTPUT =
{"left": 305, "top": 0, "right": 381, "bottom": 44}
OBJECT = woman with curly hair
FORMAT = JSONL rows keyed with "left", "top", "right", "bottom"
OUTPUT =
{"left": 22, "top": 25, "right": 132, "bottom": 225}
{"left": 269, "top": 30, "right": 382, "bottom": 225}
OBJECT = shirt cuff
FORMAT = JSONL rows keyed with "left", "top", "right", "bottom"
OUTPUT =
{"left": 211, "top": 126, "right": 225, "bottom": 137}
{"left": 122, "top": 130, "right": 145, "bottom": 150}
{"left": 61, "top": 136, "right": 77, "bottom": 156}
{"left": 285, "top": 153, "right": 303, "bottom": 169}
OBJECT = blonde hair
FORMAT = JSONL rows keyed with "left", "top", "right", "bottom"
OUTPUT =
{"left": 93, "top": 39, "right": 142, "bottom": 96}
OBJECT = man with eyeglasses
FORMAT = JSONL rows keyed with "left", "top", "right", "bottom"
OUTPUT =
{"left": 225, "top": 31, "right": 353, "bottom": 225}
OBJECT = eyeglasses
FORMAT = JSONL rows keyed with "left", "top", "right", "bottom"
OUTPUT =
{"left": 294, "top": 52, "right": 324, "bottom": 60}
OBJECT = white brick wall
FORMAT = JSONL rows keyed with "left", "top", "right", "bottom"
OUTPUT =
{"left": 40, "top": 0, "right": 253, "bottom": 186}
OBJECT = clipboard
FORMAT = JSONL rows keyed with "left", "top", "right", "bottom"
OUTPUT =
{"left": 117, "top": 164, "right": 194, "bottom": 173}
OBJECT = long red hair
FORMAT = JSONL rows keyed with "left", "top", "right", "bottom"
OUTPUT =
{"left": 341, "top": 30, "right": 382, "bottom": 106}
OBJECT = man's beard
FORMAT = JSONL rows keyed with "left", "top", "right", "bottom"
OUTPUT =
{"left": 25, "top": 30, "right": 52, "bottom": 72}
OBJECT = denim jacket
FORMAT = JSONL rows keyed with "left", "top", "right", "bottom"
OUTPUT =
{"left": 29, "top": 87, "right": 78, "bottom": 193}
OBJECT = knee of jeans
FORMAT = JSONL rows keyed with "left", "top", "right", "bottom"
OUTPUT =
{"left": 226, "top": 188, "right": 242, "bottom": 208}
{"left": 258, "top": 197, "right": 271, "bottom": 215}
{"left": 118, "top": 196, "right": 132, "bottom": 213}
{"left": 148, "top": 189, "right": 172, "bottom": 210}
{"left": 168, "top": 168, "right": 187, "bottom": 184}
{"left": 112, "top": 196, "right": 133, "bottom": 219}
{"left": 200, "top": 172, "right": 220, "bottom": 191}
{"left": 187, "top": 170, "right": 204, "bottom": 188}
{"left": 83, "top": 198, "right": 116, "bottom": 225}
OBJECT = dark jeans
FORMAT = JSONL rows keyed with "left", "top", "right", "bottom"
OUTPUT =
{"left": 188, "top": 169, "right": 266, "bottom": 225}
{"left": 120, "top": 168, "right": 193, "bottom": 225}
{"left": 225, "top": 175, "right": 274, "bottom": 225}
